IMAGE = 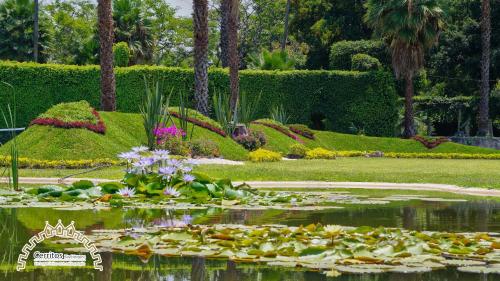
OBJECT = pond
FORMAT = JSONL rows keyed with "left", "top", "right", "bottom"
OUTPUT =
{"left": 0, "top": 189, "right": 499, "bottom": 281}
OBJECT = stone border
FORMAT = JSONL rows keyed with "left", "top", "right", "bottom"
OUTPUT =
{"left": 1, "top": 177, "right": 499, "bottom": 197}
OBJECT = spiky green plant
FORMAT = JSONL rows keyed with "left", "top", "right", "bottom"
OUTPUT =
{"left": 140, "top": 76, "right": 171, "bottom": 149}
{"left": 213, "top": 90, "right": 236, "bottom": 135}
{"left": 238, "top": 91, "right": 261, "bottom": 126}
{"left": 270, "top": 104, "right": 290, "bottom": 125}
{"left": 1, "top": 81, "right": 18, "bottom": 190}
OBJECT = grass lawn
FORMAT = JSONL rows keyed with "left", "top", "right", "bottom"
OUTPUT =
{"left": 2, "top": 110, "right": 499, "bottom": 162}
{"left": 15, "top": 158, "right": 500, "bottom": 189}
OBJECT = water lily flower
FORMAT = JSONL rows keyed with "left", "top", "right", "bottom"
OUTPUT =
{"left": 131, "top": 146, "right": 149, "bottom": 153}
{"left": 117, "top": 151, "right": 141, "bottom": 162}
{"left": 180, "top": 165, "right": 193, "bottom": 173}
{"left": 163, "top": 187, "right": 181, "bottom": 197}
{"left": 167, "top": 159, "right": 182, "bottom": 167}
{"left": 117, "top": 187, "right": 136, "bottom": 198}
{"left": 324, "top": 225, "right": 343, "bottom": 237}
{"left": 153, "top": 149, "right": 170, "bottom": 160}
{"left": 132, "top": 158, "right": 155, "bottom": 173}
{"left": 159, "top": 166, "right": 177, "bottom": 178}
{"left": 182, "top": 214, "right": 193, "bottom": 225}
{"left": 182, "top": 174, "right": 195, "bottom": 183}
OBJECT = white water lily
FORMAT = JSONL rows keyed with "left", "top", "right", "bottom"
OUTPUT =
{"left": 163, "top": 187, "right": 181, "bottom": 197}
{"left": 324, "top": 225, "right": 343, "bottom": 236}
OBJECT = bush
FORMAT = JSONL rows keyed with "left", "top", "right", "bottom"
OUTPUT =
{"left": 248, "top": 149, "right": 282, "bottom": 162}
{"left": 234, "top": 130, "right": 267, "bottom": 151}
{"left": 0, "top": 61, "right": 398, "bottom": 136}
{"left": 113, "top": 42, "right": 130, "bottom": 67}
{"left": 351, "top": 54, "right": 382, "bottom": 71}
{"left": 330, "top": 40, "right": 388, "bottom": 70}
{"left": 288, "top": 144, "right": 308, "bottom": 159}
{"left": 189, "top": 139, "right": 221, "bottom": 158}
{"left": 305, "top": 148, "right": 336, "bottom": 159}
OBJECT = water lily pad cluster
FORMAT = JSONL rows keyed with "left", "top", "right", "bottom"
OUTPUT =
{"left": 64, "top": 224, "right": 500, "bottom": 276}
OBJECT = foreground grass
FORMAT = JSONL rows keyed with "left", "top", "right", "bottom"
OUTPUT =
{"left": 15, "top": 158, "right": 500, "bottom": 189}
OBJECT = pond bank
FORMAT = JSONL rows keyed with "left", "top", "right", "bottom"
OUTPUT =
{"left": 1, "top": 177, "right": 500, "bottom": 197}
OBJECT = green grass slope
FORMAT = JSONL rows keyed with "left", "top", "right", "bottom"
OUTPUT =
{"left": 1, "top": 110, "right": 498, "bottom": 162}
{"left": 0, "top": 112, "right": 248, "bottom": 161}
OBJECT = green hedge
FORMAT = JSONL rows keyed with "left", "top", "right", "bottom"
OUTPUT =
{"left": 351, "top": 54, "right": 382, "bottom": 71}
{"left": 330, "top": 40, "right": 388, "bottom": 70}
{"left": 0, "top": 61, "right": 398, "bottom": 136}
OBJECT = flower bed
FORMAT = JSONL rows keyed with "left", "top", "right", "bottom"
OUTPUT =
{"left": 30, "top": 101, "right": 106, "bottom": 134}
{"left": 30, "top": 109, "right": 106, "bottom": 134}
{"left": 413, "top": 136, "right": 449, "bottom": 149}
{"left": 252, "top": 120, "right": 303, "bottom": 143}
{"left": 169, "top": 111, "right": 227, "bottom": 137}
{"left": 0, "top": 156, "right": 120, "bottom": 169}
{"left": 288, "top": 124, "right": 315, "bottom": 140}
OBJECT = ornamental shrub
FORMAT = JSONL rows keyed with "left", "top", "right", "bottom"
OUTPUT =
{"left": 248, "top": 149, "right": 282, "bottom": 162}
{"left": 288, "top": 144, "right": 308, "bottom": 159}
{"left": 305, "top": 148, "right": 336, "bottom": 160}
{"left": 113, "top": 42, "right": 130, "bottom": 67}
{"left": 0, "top": 61, "right": 398, "bottom": 136}
{"left": 351, "top": 54, "right": 382, "bottom": 71}
{"left": 189, "top": 139, "right": 221, "bottom": 158}
{"left": 234, "top": 130, "right": 267, "bottom": 151}
{"left": 288, "top": 124, "right": 315, "bottom": 139}
{"left": 329, "top": 40, "right": 388, "bottom": 70}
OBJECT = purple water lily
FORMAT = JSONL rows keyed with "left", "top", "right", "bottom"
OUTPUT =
{"left": 182, "top": 174, "right": 195, "bottom": 183}
{"left": 117, "top": 187, "right": 136, "bottom": 198}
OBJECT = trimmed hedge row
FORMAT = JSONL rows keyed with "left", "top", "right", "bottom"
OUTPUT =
{"left": 0, "top": 61, "right": 398, "bottom": 136}
{"left": 329, "top": 40, "right": 389, "bottom": 70}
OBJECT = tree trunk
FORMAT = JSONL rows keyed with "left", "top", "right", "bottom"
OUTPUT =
{"left": 219, "top": 0, "right": 230, "bottom": 68}
{"left": 193, "top": 0, "right": 210, "bottom": 116}
{"left": 281, "top": 0, "right": 291, "bottom": 51}
{"left": 33, "top": 0, "right": 39, "bottom": 62}
{"left": 98, "top": 0, "right": 116, "bottom": 111}
{"left": 478, "top": 0, "right": 491, "bottom": 136}
{"left": 403, "top": 75, "right": 416, "bottom": 138}
{"left": 228, "top": 0, "right": 240, "bottom": 115}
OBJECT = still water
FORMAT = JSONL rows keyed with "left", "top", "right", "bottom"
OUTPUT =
{"left": 0, "top": 191, "right": 499, "bottom": 281}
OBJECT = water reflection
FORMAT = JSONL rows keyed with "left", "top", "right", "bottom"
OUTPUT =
{"left": 0, "top": 197, "right": 499, "bottom": 280}
{"left": 0, "top": 254, "right": 497, "bottom": 281}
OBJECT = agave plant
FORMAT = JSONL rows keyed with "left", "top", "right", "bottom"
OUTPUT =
{"left": 140, "top": 76, "right": 172, "bottom": 149}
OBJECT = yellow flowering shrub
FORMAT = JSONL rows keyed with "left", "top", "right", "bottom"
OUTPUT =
{"left": 248, "top": 149, "right": 282, "bottom": 162}
{"left": 306, "top": 148, "right": 336, "bottom": 159}
{"left": 0, "top": 156, "right": 122, "bottom": 169}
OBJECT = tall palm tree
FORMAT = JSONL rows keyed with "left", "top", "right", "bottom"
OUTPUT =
{"left": 193, "top": 0, "right": 209, "bottom": 116}
{"left": 98, "top": 0, "right": 117, "bottom": 111}
{"left": 33, "top": 0, "right": 38, "bottom": 62}
{"left": 477, "top": 0, "right": 491, "bottom": 136}
{"left": 228, "top": 0, "right": 239, "bottom": 114}
{"left": 219, "top": 0, "right": 229, "bottom": 67}
{"left": 281, "top": 0, "right": 291, "bottom": 51}
{"left": 364, "top": 0, "right": 444, "bottom": 138}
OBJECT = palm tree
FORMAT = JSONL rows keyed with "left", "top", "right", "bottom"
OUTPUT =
{"left": 193, "top": 0, "right": 210, "bottom": 116}
{"left": 477, "top": 0, "right": 491, "bottom": 136}
{"left": 364, "top": 0, "right": 444, "bottom": 138}
{"left": 281, "top": 0, "right": 291, "bottom": 51}
{"left": 219, "top": 0, "right": 229, "bottom": 67}
{"left": 33, "top": 0, "right": 39, "bottom": 62}
{"left": 98, "top": 0, "right": 117, "bottom": 111}
{"left": 228, "top": 0, "right": 239, "bottom": 114}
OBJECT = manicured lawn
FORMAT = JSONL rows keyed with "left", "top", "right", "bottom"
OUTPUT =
{"left": 15, "top": 158, "right": 500, "bottom": 189}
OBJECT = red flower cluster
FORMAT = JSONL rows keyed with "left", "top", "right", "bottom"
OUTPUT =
{"left": 169, "top": 111, "right": 227, "bottom": 137}
{"left": 30, "top": 109, "right": 106, "bottom": 134}
{"left": 288, "top": 125, "right": 315, "bottom": 140}
{"left": 412, "top": 135, "right": 449, "bottom": 149}
{"left": 252, "top": 121, "right": 303, "bottom": 143}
